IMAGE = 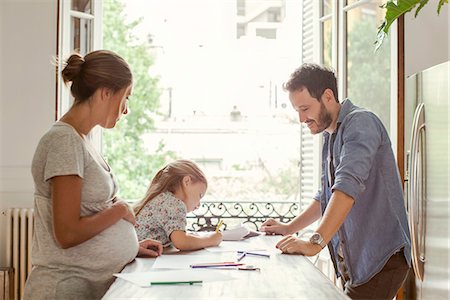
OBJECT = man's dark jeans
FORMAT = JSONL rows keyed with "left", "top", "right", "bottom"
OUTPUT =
{"left": 342, "top": 251, "right": 410, "bottom": 300}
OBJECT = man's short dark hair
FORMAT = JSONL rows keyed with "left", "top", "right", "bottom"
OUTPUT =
{"left": 283, "top": 63, "right": 338, "bottom": 102}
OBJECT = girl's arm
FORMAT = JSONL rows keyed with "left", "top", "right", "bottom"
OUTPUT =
{"left": 52, "top": 175, "right": 135, "bottom": 249}
{"left": 170, "top": 230, "right": 222, "bottom": 251}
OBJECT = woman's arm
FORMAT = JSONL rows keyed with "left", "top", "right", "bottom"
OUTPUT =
{"left": 52, "top": 175, "right": 134, "bottom": 249}
{"left": 170, "top": 230, "right": 222, "bottom": 251}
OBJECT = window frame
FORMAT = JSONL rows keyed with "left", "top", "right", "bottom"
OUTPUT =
{"left": 318, "top": 0, "right": 398, "bottom": 149}
{"left": 56, "top": 0, "right": 102, "bottom": 119}
{"left": 56, "top": 0, "right": 103, "bottom": 147}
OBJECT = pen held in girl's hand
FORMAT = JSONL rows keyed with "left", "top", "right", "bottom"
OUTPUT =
{"left": 215, "top": 219, "right": 224, "bottom": 233}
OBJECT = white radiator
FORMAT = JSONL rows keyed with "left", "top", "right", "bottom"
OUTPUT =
{"left": 5, "top": 208, "right": 34, "bottom": 300}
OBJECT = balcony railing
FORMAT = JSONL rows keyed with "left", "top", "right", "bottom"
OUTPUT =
{"left": 186, "top": 200, "right": 300, "bottom": 231}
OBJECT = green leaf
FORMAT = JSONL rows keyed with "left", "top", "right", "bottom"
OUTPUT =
{"left": 438, "top": 0, "right": 449, "bottom": 14}
{"left": 414, "top": 0, "right": 430, "bottom": 17}
{"left": 376, "top": 0, "right": 448, "bottom": 51}
{"left": 376, "top": 0, "right": 417, "bottom": 51}
{"left": 381, "top": 0, "right": 419, "bottom": 34}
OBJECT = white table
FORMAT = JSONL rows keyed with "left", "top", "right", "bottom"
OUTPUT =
{"left": 103, "top": 235, "right": 348, "bottom": 299}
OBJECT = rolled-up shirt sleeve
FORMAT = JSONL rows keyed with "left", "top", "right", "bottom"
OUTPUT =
{"left": 332, "top": 112, "right": 383, "bottom": 201}
{"left": 313, "top": 190, "right": 321, "bottom": 201}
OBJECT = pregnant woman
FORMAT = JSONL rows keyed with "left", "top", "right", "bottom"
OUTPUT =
{"left": 24, "top": 50, "right": 162, "bottom": 299}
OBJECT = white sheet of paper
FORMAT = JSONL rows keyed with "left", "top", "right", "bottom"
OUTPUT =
{"left": 187, "top": 226, "right": 263, "bottom": 242}
{"left": 113, "top": 269, "right": 235, "bottom": 287}
{"left": 152, "top": 254, "right": 235, "bottom": 269}
{"left": 221, "top": 225, "right": 249, "bottom": 241}
{"left": 205, "top": 240, "right": 267, "bottom": 252}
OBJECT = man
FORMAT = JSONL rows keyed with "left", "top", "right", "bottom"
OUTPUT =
{"left": 261, "top": 64, "right": 411, "bottom": 299}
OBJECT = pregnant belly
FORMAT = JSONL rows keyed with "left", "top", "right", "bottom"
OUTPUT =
{"left": 64, "top": 219, "right": 139, "bottom": 272}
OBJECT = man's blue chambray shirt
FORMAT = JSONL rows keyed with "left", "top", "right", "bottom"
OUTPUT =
{"left": 314, "top": 99, "right": 411, "bottom": 287}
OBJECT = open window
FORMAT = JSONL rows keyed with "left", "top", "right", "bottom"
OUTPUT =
{"left": 56, "top": 0, "right": 103, "bottom": 144}
{"left": 100, "top": 0, "right": 308, "bottom": 231}
{"left": 319, "top": 0, "right": 397, "bottom": 139}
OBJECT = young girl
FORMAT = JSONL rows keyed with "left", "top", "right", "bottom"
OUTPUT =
{"left": 134, "top": 160, "right": 222, "bottom": 250}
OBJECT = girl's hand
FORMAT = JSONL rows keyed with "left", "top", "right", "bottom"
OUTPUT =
{"left": 113, "top": 200, "right": 136, "bottom": 225}
{"left": 209, "top": 231, "right": 223, "bottom": 246}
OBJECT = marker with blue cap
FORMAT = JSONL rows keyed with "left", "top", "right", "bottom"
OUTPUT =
{"left": 237, "top": 251, "right": 247, "bottom": 261}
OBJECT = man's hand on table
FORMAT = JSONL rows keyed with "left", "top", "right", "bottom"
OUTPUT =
{"left": 276, "top": 235, "right": 322, "bottom": 256}
{"left": 260, "top": 218, "right": 290, "bottom": 235}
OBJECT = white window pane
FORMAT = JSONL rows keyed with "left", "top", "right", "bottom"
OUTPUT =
{"left": 321, "top": 0, "right": 332, "bottom": 16}
{"left": 346, "top": 1, "right": 391, "bottom": 131}
{"left": 70, "top": 17, "right": 92, "bottom": 56}
{"left": 322, "top": 19, "right": 332, "bottom": 67}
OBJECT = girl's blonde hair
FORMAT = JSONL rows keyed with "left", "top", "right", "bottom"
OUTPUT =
{"left": 134, "top": 160, "right": 207, "bottom": 215}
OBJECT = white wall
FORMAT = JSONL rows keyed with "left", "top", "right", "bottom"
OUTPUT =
{"left": 0, "top": 0, "right": 57, "bottom": 266}
{"left": 405, "top": 2, "right": 449, "bottom": 76}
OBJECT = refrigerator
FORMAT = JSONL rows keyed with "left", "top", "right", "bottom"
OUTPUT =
{"left": 404, "top": 60, "right": 450, "bottom": 299}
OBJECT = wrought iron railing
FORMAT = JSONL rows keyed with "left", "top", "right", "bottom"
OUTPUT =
{"left": 186, "top": 201, "right": 300, "bottom": 231}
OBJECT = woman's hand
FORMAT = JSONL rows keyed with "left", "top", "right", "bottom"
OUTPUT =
{"left": 276, "top": 235, "right": 322, "bottom": 256}
{"left": 138, "top": 239, "right": 163, "bottom": 257}
{"left": 112, "top": 200, "right": 136, "bottom": 225}
{"left": 260, "top": 218, "right": 290, "bottom": 236}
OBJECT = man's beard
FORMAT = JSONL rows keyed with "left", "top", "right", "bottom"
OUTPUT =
{"left": 307, "top": 100, "right": 332, "bottom": 134}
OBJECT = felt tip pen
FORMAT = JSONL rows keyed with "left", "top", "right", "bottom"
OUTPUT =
{"left": 192, "top": 261, "right": 235, "bottom": 265}
{"left": 237, "top": 251, "right": 246, "bottom": 261}
{"left": 237, "top": 251, "right": 270, "bottom": 258}
{"left": 150, "top": 280, "right": 203, "bottom": 285}
{"left": 190, "top": 263, "right": 244, "bottom": 268}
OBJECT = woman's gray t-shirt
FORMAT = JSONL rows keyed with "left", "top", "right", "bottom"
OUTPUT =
{"left": 24, "top": 121, "right": 139, "bottom": 299}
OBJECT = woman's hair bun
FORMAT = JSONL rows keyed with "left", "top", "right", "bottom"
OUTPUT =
{"left": 59, "top": 50, "right": 132, "bottom": 102}
{"left": 61, "top": 53, "right": 85, "bottom": 84}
